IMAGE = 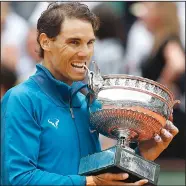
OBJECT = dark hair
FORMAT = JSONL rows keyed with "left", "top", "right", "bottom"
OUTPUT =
{"left": 1, "top": 63, "right": 17, "bottom": 91}
{"left": 37, "top": 2, "right": 100, "bottom": 58}
{"left": 92, "top": 3, "right": 124, "bottom": 41}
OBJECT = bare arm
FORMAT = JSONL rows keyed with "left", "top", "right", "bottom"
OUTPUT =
{"left": 158, "top": 41, "right": 185, "bottom": 88}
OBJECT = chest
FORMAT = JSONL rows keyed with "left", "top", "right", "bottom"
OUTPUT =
{"left": 35, "top": 99, "right": 99, "bottom": 155}
{"left": 39, "top": 104, "right": 88, "bottom": 143}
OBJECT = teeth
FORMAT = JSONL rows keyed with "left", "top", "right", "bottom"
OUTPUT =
{"left": 71, "top": 62, "right": 86, "bottom": 68}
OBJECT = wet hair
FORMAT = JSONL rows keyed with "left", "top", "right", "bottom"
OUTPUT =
{"left": 37, "top": 2, "right": 100, "bottom": 58}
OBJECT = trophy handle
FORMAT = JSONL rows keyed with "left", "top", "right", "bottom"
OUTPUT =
{"left": 170, "top": 100, "right": 180, "bottom": 115}
{"left": 92, "top": 61, "right": 101, "bottom": 76}
{"left": 171, "top": 100, "right": 180, "bottom": 108}
{"left": 84, "top": 64, "right": 94, "bottom": 90}
{"left": 168, "top": 100, "right": 180, "bottom": 121}
{"left": 85, "top": 61, "right": 104, "bottom": 95}
{"left": 88, "top": 71, "right": 94, "bottom": 91}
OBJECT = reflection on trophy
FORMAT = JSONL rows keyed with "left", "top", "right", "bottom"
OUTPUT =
{"left": 78, "top": 62, "right": 179, "bottom": 185}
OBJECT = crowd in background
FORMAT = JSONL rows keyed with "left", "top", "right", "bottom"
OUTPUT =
{"left": 1, "top": 2, "right": 185, "bottom": 160}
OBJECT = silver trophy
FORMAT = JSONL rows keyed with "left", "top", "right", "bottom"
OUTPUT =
{"left": 79, "top": 62, "right": 179, "bottom": 185}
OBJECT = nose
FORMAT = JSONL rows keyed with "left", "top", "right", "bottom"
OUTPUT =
{"left": 77, "top": 45, "right": 90, "bottom": 57}
{"left": 77, "top": 51, "right": 87, "bottom": 57}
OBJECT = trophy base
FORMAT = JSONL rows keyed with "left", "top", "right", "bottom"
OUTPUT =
{"left": 79, "top": 146, "right": 160, "bottom": 185}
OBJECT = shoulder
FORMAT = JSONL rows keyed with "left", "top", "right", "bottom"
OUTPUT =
{"left": 2, "top": 78, "right": 40, "bottom": 106}
{"left": 164, "top": 40, "right": 183, "bottom": 53}
{"left": 1, "top": 78, "right": 43, "bottom": 119}
{"left": 163, "top": 39, "right": 185, "bottom": 60}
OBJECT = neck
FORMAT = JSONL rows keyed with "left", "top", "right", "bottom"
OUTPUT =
{"left": 42, "top": 55, "right": 73, "bottom": 85}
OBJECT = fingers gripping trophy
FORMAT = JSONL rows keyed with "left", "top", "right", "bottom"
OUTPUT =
{"left": 78, "top": 62, "right": 180, "bottom": 185}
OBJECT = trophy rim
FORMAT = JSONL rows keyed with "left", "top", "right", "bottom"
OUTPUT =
{"left": 102, "top": 74, "right": 174, "bottom": 101}
{"left": 98, "top": 86, "right": 172, "bottom": 114}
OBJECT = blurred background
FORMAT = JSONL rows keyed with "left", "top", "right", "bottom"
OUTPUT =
{"left": 1, "top": 2, "right": 185, "bottom": 185}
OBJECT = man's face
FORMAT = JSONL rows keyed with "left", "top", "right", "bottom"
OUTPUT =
{"left": 46, "top": 18, "right": 95, "bottom": 85}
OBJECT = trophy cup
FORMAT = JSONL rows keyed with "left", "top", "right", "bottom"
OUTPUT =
{"left": 78, "top": 62, "right": 179, "bottom": 185}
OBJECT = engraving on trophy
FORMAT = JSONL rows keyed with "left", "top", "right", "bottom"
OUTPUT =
{"left": 119, "top": 150, "right": 156, "bottom": 181}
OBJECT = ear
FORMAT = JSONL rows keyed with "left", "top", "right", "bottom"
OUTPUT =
{"left": 39, "top": 33, "right": 52, "bottom": 52}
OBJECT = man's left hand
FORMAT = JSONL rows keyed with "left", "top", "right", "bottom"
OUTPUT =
{"left": 138, "top": 120, "right": 179, "bottom": 161}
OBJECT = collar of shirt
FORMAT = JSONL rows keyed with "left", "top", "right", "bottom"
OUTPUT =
{"left": 30, "top": 64, "right": 89, "bottom": 108}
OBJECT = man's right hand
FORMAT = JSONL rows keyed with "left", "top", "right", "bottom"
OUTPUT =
{"left": 86, "top": 173, "right": 148, "bottom": 185}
